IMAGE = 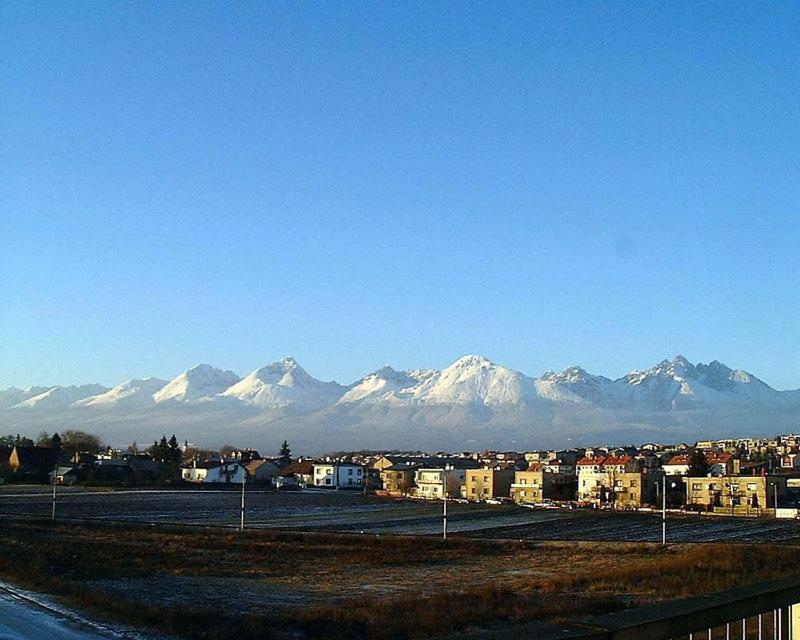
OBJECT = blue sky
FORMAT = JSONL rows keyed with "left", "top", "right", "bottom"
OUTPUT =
{"left": 2, "top": 1, "right": 799, "bottom": 390}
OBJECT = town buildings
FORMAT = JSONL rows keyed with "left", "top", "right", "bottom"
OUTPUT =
{"left": 312, "top": 462, "right": 364, "bottom": 489}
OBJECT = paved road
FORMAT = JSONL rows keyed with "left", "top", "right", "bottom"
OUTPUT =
{"left": 0, "top": 586, "right": 158, "bottom": 640}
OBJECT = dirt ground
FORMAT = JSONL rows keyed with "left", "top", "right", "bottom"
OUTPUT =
{"left": 0, "top": 517, "right": 798, "bottom": 640}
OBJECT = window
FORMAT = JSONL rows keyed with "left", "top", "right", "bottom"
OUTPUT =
{"left": 630, "top": 480, "right": 638, "bottom": 487}
{"left": 692, "top": 483, "right": 701, "bottom": 490}
{"left": 747, "top": 483, "right": 757, "bottom": 491}
{"left": 348, "top": 468, "right": 353, "bottom": 475}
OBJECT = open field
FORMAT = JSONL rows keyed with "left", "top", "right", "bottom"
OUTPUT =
{"left": 0, "top": 517, "right": 798, "bottom": 640}
{"left": 0, "top": 486, "right": 798, "bottom": 543}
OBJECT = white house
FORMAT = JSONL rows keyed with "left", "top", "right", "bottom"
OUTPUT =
{"left": 312, "top": 463, "right": 364, "bottom": 489}
{"left": 576, "top": 455, "right": 638, "bottom": 503}
{"left": 414, "top": 465, "right": 467, "bottom": 499}
{"left": 182, "top": 461, "right": 247, "bottom": 484}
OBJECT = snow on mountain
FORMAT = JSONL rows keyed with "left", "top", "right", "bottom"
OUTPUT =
{"left": 153, "top": 364, "right": 239, "bottom": 403}
{"left": 0, "top": 386, "right": 54, "bottom": 410}
{"left": 2, "top": 355, "right": 799, "bottom": 451}
{"left": 74, "top": 377, "right": 168, "bottom": 408}
{"left": 535, "top": 366, "right": 613, "bottom": 403}
{"left": 337, "top": 366, "right": 436, "bottom": 405}
{"left": 222, "top": 357, "right": 345, "bottom": 410}
{"left": 11, "top": 384, "right": 109, "bottom": 410}
{"left": 409, "top": 355, "right": 539, "bottom": 406}
{"left": 615, "top": 356, "right": 784, "bottom": 410}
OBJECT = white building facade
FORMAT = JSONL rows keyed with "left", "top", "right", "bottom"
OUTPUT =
{"left": 312, "top": 463, "right": 364, "bottom": 488}
{"left": 182, "top": 461, "right": 247, "bottom": 484}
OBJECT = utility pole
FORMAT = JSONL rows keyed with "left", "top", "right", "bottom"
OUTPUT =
{"left": 51, "top": 462, "right": 58, "bottom": 522}
{"left": 442, "top": 473, "right": 447, "bottom": 540}
{"left": 239, "top": 468, "right": 246, "bottom": 532}
{"left": 661, "top": 472, "right": 667, "bottom": 547}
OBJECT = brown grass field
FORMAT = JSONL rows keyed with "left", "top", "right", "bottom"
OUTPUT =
{"left": 0, "top": 518, "right": 797, "bottom": 640}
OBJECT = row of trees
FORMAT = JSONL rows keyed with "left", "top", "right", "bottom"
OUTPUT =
{"left": 2, "top": 430, "right": 102, "bottom": 458}
{"left": 3, "top": 431, "right": 294, "bottom": 467}
{"left": 147, "top": 435, "right": 182, "bottom": 464}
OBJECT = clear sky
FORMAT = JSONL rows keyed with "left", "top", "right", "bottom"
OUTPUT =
{"left": 2, "top": 1, "right": 799, "bottom": 390}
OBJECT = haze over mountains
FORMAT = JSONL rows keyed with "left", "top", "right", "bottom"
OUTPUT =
{"left": 2, "top": 356, "right": 798, "bottom": 452}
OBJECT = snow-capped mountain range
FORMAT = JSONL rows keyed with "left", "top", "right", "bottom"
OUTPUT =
{"left": 2, "top": 356, "right": 798, "bottom": 452}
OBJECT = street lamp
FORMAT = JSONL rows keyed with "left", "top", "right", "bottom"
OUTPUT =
{"left": 441, "top": 471, "right": 447, "bottom": 540}
{"left": 658, "top": 472, "right": 678, "bottom": 546}
{"left": 239, "top": 466, "right": 246, "bottom": 531}
{"left": 661, "top": 472, "right": 666, "bottom": 546}
{"left": 51, "top": 461, "right": 58, "bottom": 522}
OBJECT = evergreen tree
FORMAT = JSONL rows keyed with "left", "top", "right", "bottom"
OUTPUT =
{"left": 279, "top": 440, "right": 292, "bottom": 466}
{"left": 687, "top": 449, "right": 710, "bottom": 477}
{"left": 168, "top": 435, "right": 181, "bottom": 463}
{"left": 158, "top": 436, "right": 169, "bottom": 462}
{"left": 50, "top": 432, "right": 62, "bottom": 451}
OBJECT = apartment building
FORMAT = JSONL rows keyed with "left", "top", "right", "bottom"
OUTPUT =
{"left": 380, "top": 462, "right": 418, "bottom": 495}
{"left": 462, "top": 467, "right": 515, "bottom": 502}
{"left": 312, "top": 463, "right": 364, "bottom": 488}
{"left": 577, "top": 455, "right": 640, "bottom": 505}
{"left": 510, "top": 465, "right": 575, "bottom": 504}
{"left": 414, "top": 465, "right": 469, "bottom": 499}
{"left": 609, "top": 472, "right": 657, "bottom": 509}
{"left": 685, "top": 475, "right": 788, "bottom": 513}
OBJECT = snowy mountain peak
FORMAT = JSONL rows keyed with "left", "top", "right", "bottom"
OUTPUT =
{"left": 541, "top": 365, "right": 609, "bottom": 385}
{"left": 12, "top": 384, "right": 109, "bottom": 410}
{"left": 153, "top": 365, "right": 239, "bottom": 403}
{"left": 416, "top": 355, "right": 535, "bottom": 406}
{"left": 222, "top": 359, "right": 345, "bottom": 410}
{"left": 74, "top": 377, "right": 168, "bottom": 408}
{"left": 450, "top": 354, "right": 492, "bottom": 369}
{"left": 338, "top": 366, "right": 412, "bottom": 404}
{"left": 247, "top": 357, "right": 320, "bottom": 389}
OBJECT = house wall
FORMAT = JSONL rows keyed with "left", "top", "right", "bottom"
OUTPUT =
{"left": 380, "top": 469, "right": 415, "bottom": 494}
{"left": 685, "top": 476, "right": 787, "bottom": 512}
{"left": 313, "top": 464, "right": 363, "bottom": 488}
{"left": 511, "top": 469, "right": 545, "bottom": 503}
{"left": 463, "top": 468, "right": 514, "bottom": 501}
{"left": 512, "top": 470, "right": 576, "bottom": 503}
{"left": 414, "top": 468, "right": 464, "bottom": 498}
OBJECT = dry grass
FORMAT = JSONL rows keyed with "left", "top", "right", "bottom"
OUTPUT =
{"left": 0, "top": 519, "right": 797, "bottom": 640}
